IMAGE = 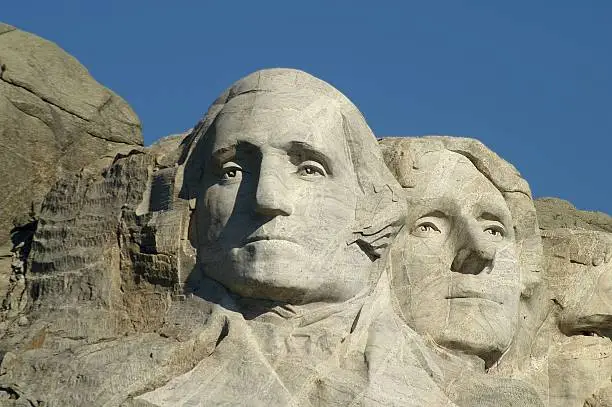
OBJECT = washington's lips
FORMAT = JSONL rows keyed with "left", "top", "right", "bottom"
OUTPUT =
{"left": 444, "top": 294, "right": 503, "bottom": 305}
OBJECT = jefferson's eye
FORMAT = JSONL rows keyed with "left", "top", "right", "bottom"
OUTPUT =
{"left": 412, "top": 222, "right": 441, "bottom": 237}
{"left": 297, "top": 161, "right": 326, "bottom": 177}
{"left": 220, "top": 163, "right": 243, "bottom": 182}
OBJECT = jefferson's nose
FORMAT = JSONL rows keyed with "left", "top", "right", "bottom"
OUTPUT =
{"left": 255, "top": 161, "right": 293, "bottom": 217}
{"left": 451, "top": 221, "right": 496, "bottom": 275}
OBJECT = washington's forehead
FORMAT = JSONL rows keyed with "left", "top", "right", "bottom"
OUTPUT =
{"left": 212, "top": 96, "right": 345, "bottom": 151}
{"left": 221, "top": 91, "right": 342, "bottom": 114}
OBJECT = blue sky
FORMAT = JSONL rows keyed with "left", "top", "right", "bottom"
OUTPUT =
{"left": 3, "top": 1, "right": 611, "bottom": 214}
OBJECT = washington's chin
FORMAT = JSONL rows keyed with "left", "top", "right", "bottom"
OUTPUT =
{"left": 214, "top": 269, "right": 356, "bottom": 304}
{"left": 202, "top": 243, "right": 352, "bottom": 303}
{"left": 229, "top": 240, "right": 312, "bottom": 275}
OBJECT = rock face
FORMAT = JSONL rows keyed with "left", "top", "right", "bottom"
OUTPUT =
{"left": 380, "top": 136, "right": 542, "bottom": 369}
{"left": 535, "top": 197, "right": 612, "bottom": 233}
{"left": 0, "top": 22, "right": 143, "bottom": 247}
{"left": 0, "top": 33, "right": 610, "bottom": 407}
{"left": 539, "top": 228, "right": 612, "bottom": 407}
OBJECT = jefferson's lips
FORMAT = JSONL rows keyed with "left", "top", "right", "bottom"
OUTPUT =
{"left": 445, "top": 296, "right": 502, "bottom": 305}
{"left": 444, "top": 291, "right": 504, "bottom": 305}
{"left": 446, "top": 276, "right": 508, "bottom": 305}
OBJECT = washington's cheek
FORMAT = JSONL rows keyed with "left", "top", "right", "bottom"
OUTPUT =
{"left": 202, "top": 185, "right": 240, "bottom": 242}
{"left": 312, "top": 181, "right": 356, "bottom": 221}
{"left": 293, "top": 181, "right": 356, "bottom": 247}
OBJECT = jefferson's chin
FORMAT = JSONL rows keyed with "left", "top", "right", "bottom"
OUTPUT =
{"left": 438, "top": 301, "right": 516, "bottom": 366}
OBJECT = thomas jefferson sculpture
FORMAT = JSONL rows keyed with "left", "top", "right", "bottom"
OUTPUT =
{"left": 380, "top": 136, "right": 545, "bottom": 406}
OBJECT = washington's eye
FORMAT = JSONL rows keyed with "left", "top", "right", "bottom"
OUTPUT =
{"left": 484, "top": 225, "right": 505, "bottom": 241}
{"left": 297, "top": 160, "right": 326, "bottom": 177}
{"left": 220, "top": 162, "right": 243, "bottom": 182}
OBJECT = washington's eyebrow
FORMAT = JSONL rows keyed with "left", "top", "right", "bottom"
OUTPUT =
{"left": 287, "top": 141, "right": 334, "bottom": 174}
{"left": 211, "top": 145, "right": 237, "bottom": 166}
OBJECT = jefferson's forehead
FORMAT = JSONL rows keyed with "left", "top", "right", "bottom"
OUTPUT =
{"left": 408, "top": 150, "right": 511, "bottom": 219}
{"left": 414, "top": 150, "right": 499, "bottom": 194}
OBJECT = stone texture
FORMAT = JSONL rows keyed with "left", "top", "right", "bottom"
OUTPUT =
{"left": 380, "top": 136, "right": 611, "bottom": 407}
{"left": 0, "top": 135, "right": 198, "bottom": 406}
{"left": 132, "top": 69, "right": 461, "bottom": 406}
{"left": 0, "top": 48, "right": 610, "bottom": 406}
{"left": 380, "top": 136, "right": 546, "bottom": 406}
{"left": 538, "top": 228, "right": 612, "bottom": 407}
{"left": 0, "top": 22, "right": 143, "bottom": 246}
{"left": 535, "top": 197, "right": 612, "bottom": 233}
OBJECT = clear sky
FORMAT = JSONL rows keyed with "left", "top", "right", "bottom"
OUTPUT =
{"left": 3, "top": 1, "right": 611, "bottom": 214}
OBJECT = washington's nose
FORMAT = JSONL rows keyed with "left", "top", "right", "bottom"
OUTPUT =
{"left": 255, "top": 168, "right": 293, "bottom": 217}
{"left": 451, "top": 222, "right": 496, "bottom": 275}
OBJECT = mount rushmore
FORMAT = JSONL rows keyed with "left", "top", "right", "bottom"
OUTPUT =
{"left": 0, "top": 23, "right": 610, "bottom": 406}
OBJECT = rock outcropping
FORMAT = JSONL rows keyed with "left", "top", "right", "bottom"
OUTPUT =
{"left": 0, "top": 22, "right": 142, "bottom": 248}
{"left": 535, "top": 197, "right": 612, "bottom": 233}
{"left": 0, "top": 29, "right": 609, "bottom": 407}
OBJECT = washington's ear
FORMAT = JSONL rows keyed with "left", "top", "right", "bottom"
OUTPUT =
{"left": 348, "top": 222, "right": 404, "bottom": 261}
{"left": 348, "top": 183, "right": 406, "bottom": 260}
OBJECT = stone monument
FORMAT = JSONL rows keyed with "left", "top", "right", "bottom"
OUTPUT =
{"left": 131, "top": 68, "right": 459, "bottom": 406}
{"left": 0, "top": 24, "right": 610, "bottom": 407}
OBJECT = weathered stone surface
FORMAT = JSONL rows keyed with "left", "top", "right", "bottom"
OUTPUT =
{"left": 380, "top": 136, "right": 611, "bottom": 407}
{"left": 539, "top": 228, "right": 612, "bottom": 407}
{"left": 0, "top": 22, "right": 143, "bottom": 246}
{"left": 132, "top": 69, "right": 463, "bottom": 406}
{"left": 380, "top": 136, "right": 546, "bottom": 406}
{"left": 0, "top": 134, "right": 200, "bottom": 406}
{"left": 0, "top": 44, "right": 610, "bottom": 406}
{"left": 536, "top": 197, "right": 612, "bottom": 233}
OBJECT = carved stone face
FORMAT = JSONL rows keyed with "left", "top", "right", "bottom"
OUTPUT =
{"left": 544, "top": 236, "right": 612, "bottom": 407}
{"left": 394, "top": 149, "right": 520, "bottom": 365}
{"left": 557, "top": 253, "right": 612, "bottom": 338}
{"left": 192, "top": 92, "right": 368, "bottom": 303}
{"left": 541, "top": 229, "right": 612, "bottom": 337}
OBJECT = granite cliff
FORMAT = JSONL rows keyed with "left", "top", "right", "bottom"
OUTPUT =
{"left": 0, "top": 26, "right": 609, "bottom": 407}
